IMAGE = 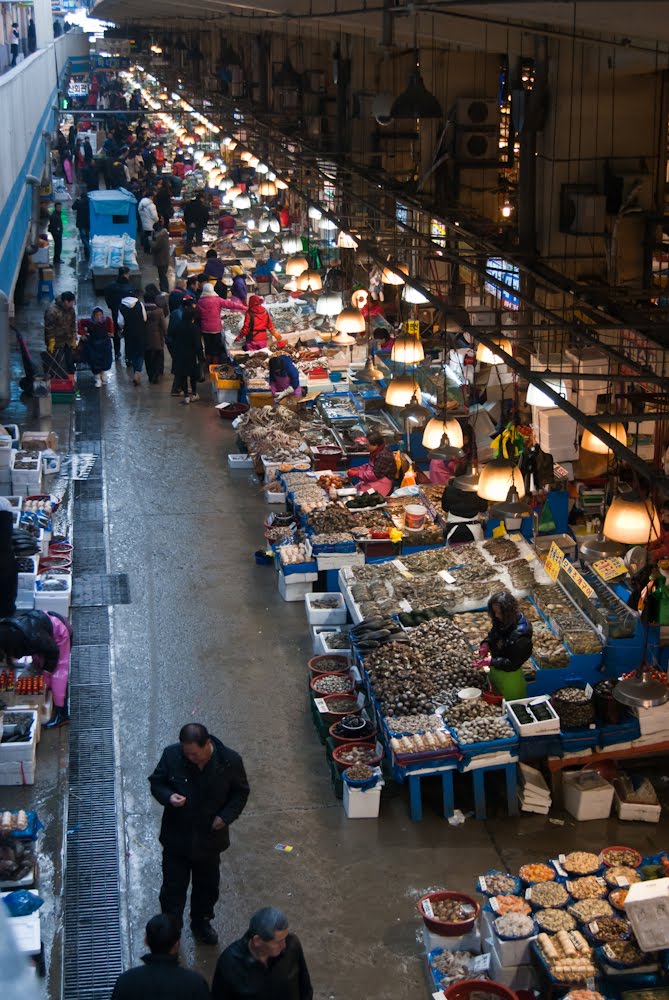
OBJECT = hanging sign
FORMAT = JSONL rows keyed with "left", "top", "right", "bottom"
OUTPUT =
{"left": 544, "top": 541, "right": 565, "bottom": 581}
{"left": 405, "top": 320, "right": 420, "bottom": 336}
{"left": 592, "top": 557, "right": 627, "bottom": 582}
{"left": 561, "top": 560, "right": 595, "bottom": 599}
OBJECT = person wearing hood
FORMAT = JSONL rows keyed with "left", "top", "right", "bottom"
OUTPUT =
{"left": 0, "top": 610, "right": 73, "bottom": 728}
{"left": 230, "top": 265, "right": 248, "bottom": 304}
{"left": 236, "top": 295, "right": 277, "bottom": 351}
{"left": 80, "top": 307, "right": 114, "bottom": 387}
{"left": 171, "top": 298, "right": 203, "bottom": 403}
{"left": 119, "top": 290, "right": 148, "bottom": 385}
{"left": 195, "top": 283, "right": 225, "bottom": 364}
{"left": 269, "top": 354, "right": 302, "bottom": 401}
{"left": 152, "top": 221, "right": 171, "bottom": 293}
{"left": 111, "top": 913, "right": 209, "bottom": 1000}
{"left": 476, "top": 591, "right": 533, "bottom": 700}
{"left": 144, "top": 285, "right": 168, "bottom": 384}
{"left": 138, "top": 194, "right": 159, "bottom": 253}
{"left": 347, "top": 429, "right": 397, "bottom": 497}
{"left": 71, "top": 188, "right": 91, "bottom": 256}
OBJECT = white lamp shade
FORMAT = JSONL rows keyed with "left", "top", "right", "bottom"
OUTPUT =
{"left": 248, "top": 156, "right": 260, "bottom": 168}
{"left": 391, "top": 336, "right": 424, "bottom": 365}
{"left": 526, "top": 379, "right": 568, "bottom": 407}
{"left": 332, "top": 330, "right": 356, "bottom": 346}
{"left": 381, "top": 262, "right": 409, "bottom": 285}
{"left": 334, "top": 308, "right": 366, "bottom": 334}
{"left": 351, "top": 288, "right": 368, "bottom": 310}
{"left": 581, "top": 422, "right": 627, "bottom": 455}
{"left": 476, "top": 338, "right": 512, "bottom": 365}
{"left": 603, "top": 495, "right": 661, "bottom": 545}
{"left": 225, "top": 185, "right": 243, "bottom": 202}
{"left": 285, "top": 255, "right": 309, "bottom": 276}
{"left": 282, "top": 236, "right": 302, "bottom": 254}
{"left": 403, "top": 284, "right": 430, "bottom": 305}
{"left": 219, "top": 178, "right": 233, "bottom": 191}
{"left": 316, "top": 292, "right": 343, "bottom": 316}
{"left": 258, "top": 216, "right": 270, "bottom": 232}
{"left": 422, "top": 417, "right": 464, "bottom": 450}
{"left": 296, "top": 269, "right": 322, "bottom": 291}
{"left": 258, "top": 181, "right": 278, "bottom": 197}
{"left": 233, "top": 194, "right": 251, "bottom": 210}
{"left": 385, "top": 376, "right": 421, "bottom": 407}
{"left": 269, "top": 217, "right": 281, "bottom": 233}
{"left": 477, "top": 459, "right": 526, "bottom": 501}
{"left": 275, "top": 178, "right": 289, "bottom": 190}
{"left": 337, "top": 231, "right": 359, "bottom": 249}
{"left": 240, "top": 151, "right": 253, "bottom": 162}
{"left": 319, "top": 216, "right": 337, "bottom": 231}
{"left": 308, "top": 205, "right": 322, "bottom": 220}
{"left": 256, "top": 162, "right": 269, "bottom": 173}
{"left": 283, "top": 277, "right": 298, "bottom": 291}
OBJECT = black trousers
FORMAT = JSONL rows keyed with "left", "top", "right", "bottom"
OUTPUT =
{"left": 174, "top": 373, "right": 198, "bottom": 397}
{"left": 159, "top": 849, "right": 220, "bottom": 926}
{"left": 157, "top": 265, "right": 169, "bottom": 292}
{"left": 145, "top": 348, "right": 164, "bottom": 383}
{"left": 52, "top": 234, "right": 62, "bottom": 262}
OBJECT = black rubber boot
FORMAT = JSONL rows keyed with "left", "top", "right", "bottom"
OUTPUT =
{"left": 44, "top": 705, "right": 69, "bottom": 729}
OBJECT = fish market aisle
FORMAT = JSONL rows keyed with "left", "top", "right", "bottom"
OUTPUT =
{"left": 98, "top": 376, "right": 589, "bottom": 997}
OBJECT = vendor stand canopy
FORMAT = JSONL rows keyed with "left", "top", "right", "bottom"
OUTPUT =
{"left": 88, "top": 189, "right": 137, "bottom": 239}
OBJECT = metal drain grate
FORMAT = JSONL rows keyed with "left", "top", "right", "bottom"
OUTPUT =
{"left": 73, "top": 548, "right": 107, "bottom": 573}
{"left": 73, "top": 481, "right": 103, "bottom": 501}
{"left": 72, "top": 573, "right": 130, "bottom": 607}
{"left": 74, "top": 439, "right": 102, "bottom": 455}
{"left": 73, "top": 500, "right": 104, "bottom": 521}
{"left": 70, "top": 646, "right": 111, "bottom": 686}
{"left": 71, "top": 608, "right": 110, "bottom": 646}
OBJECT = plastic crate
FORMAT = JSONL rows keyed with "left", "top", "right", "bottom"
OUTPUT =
{"left": 560, "top": 727, "right": 600, "bottom": 753}
{"left": 598, "top": 717, "right": 641, "bottom": 747}
{"left": 518, "top": 734, "right": 563, "bottom": 760}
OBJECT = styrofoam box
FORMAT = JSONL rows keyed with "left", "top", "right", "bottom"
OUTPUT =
{"left": 214, "top": 388, "right": 238, "bottom": 405}
{"left": 343, "top": 781, "right": 382, "bottom": 818}
{"left": 0, "top": 438, "right": 12, "bottom": 468}
{"left": 487, "top": 944, "right": 539, "bottom": 991}
{"left": 227, "top": 453, "right": 254, "bottom": 469}
{"left": 563, "top": 770, "right": 614, "bottom": 821}
{"left": 34, "top": 575, "right": 72, "bottom": 618}
{"left": 17, "top": 556, "right": 38, "bottom": 591}
{"left": 505, "top": 696, "right": 560, "bottom": 736}
{"left": 277, "top": 573, "right": 313, "bottom": 602}
{"left": 487, "top": 928, "right": 535, "bottom": 966}
{"left": 0, "top": 710, "right": 37, "bottom": 764}
{"left": 265, "top": 490, "right": 286, "bottom": 504}
{"left": 614, "top": 792, "right": 661, "bottom": 824}
{"left": 625, "top": 878, "right": 669, "bottom": 952}
{"left": 304, "top": 592, "right": 347, "bottom": 626}
{"left": 422, "top": 924, "right": 481, "bottom": 956}
{"left": 319, "top": 629, "right": 352, "bottom": 662}
{"left": 311, "top": 625, "right": 340, "bottom": 655}
{"left": 0, "top": 760, "right": 36, "bottom": 785}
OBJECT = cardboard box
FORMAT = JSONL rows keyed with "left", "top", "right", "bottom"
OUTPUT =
{"left": 20, "top": 431, "right": 58, "bottom": 452}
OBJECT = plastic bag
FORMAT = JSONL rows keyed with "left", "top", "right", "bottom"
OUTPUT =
{"left": 90, "top": 236, "right": 109, "bottom": 269}
{"left": 2, "top": 890, "right": 44, "bottom": 917}
{"left": 108, "top": 237, "right": 124, "bottom": 269}
{"left": 122, "top": 233, "right": 138, "bottom": 269}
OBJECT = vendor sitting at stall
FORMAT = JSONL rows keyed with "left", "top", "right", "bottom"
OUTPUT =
{"left": 476, "top": 591, "right": 533, "bottom": 700}
{"left": 347, "top": 429, "right": 397, "bottom": 497}
{"left": 218, "top": 210, "right": 237, "bottom": 236}
{"left": 230, "top": 265, "right": 248, "bottom": 305}
{"left": 0, "top": 610, "right": 72, "bottom": 728}
{"left": 269, "top": 354, "right": 302, "bottom": 401}
{"left": 254, "top": 255, "right": 279, "bottom": 295}
{"left": 235, "top": 294, "right": 280, "bottom": 351}
{"left": 202, "top": 249, "right": 227, "bottom": 281}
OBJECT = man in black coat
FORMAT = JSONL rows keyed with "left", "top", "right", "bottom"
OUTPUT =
{"left": 103, "top": 266, "right": 132, "bottom": 361}
{"left": 111, "top": 913, "right": 209, "bottom": 1000}
{"left": 183, "top": 192, "right": 209, "bottom": 251}
{"left": 149, "top": 723, "right": 249, "bottom": 945}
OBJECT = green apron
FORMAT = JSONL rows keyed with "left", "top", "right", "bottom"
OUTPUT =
{"left": 489, "top": 665, "right": 527, "bottom": 701}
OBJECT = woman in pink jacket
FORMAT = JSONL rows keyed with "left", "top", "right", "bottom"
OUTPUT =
{"left": 0, "top": 610, "right": 72, "bottom": 728}
{"left": 195, "top": 283, "right": 226, "bottom": 363}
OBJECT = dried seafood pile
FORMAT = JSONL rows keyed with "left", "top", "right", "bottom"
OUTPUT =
{"left": 236, "top": 406, "right": 306, "bottom": 460}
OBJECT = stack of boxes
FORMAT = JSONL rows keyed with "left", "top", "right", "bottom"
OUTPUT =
{"left": 564, "top": 346, "right": 609, "bottom": 415}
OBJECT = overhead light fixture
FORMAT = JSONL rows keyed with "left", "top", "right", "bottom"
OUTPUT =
{"left": 390, "top": 66, "right": 443, "bottom": 119}
{"left": 403, "top": 284, "right": 430, "bottom": 305}
{"left": 476, "top": 338, "right": 512, "bottom": 365}
{"left": 332, "top": 330, "right": 356, "bottom": 346}
{"left": 391, "top": 336, "right": 424, "bottom": 365}
{"left": 258, "top": 180, "right": 278, "bottom": 197}
{"left": 275, "top": 178, "right": 289, "bottom": 190}
{"left": 225, "top": 185, "right": 243, "bottom": 202}
{"left": 603, "top": 493, "right": 660, "bottom": 545}
{"left": 269, "top": 217, "right": 281, "bottom": 233}
{"left": 285, "top": 255, "right": 309, "bottom": 276}
{"left": 381, "top": 261, "right": 409, "bottom": 285}
{"left": 296, "top": 269, "right": 322, "bottom": 292}
{"left": 490, "top": 487, "right": 532, "bottom": 519}
{"left": 319, "top": 216, "right": 337, "bottom": 232}
{"left": 453, "top": 466, "right": 480, "bottom": 492}
{"left": 428, "top": 432, "right": 465, "bottom": 461}
{"left": 357, "top": 356, "right": 385, "bottom": 382}
{"left": 316, "top": 292, "right": 343, "bottom": 316}
{"left": 403, "top": 392, "right": 431, "bottom": 427}
{"left": 335, "top": 308, "right": 366, "bottom": 334}
{"left": 282, "top": 235, "right": 302, "bottom": 254}
{"left": 256, "top": 162, "right": 269, "bottom": 174}
{"left": 258, "top": 215, "right": 270, "bottom": 233}
{"left": 385, "top": 376, "right": 421, "bottom": 407}
{"left": 579, "top": 532, "right": 627, "bottom": 564}
{"left": 240, "top": 150, "right": 253, "bottom": 162}
{"left": 477, "top": 458, "right": 525, "bottom": 502}
{"left": 233, "top": 193, "right": 251, "bottom": 210}
{"left": 422, "top": 417, "right": 464, "bottom": 451}
{"left": 351, "top": 288, "right": 369, "bottom": 310}
{"left": 581, "top": 422, "right": 627, "bottom": 455}
{"left": 337, "top": 231, "right": 359, "bottom": 249}
{"left": 526, "top": 378, "right": 568, "bottom": 407}
{"left": 614, "top": 664, "right": 669, "bottom": 709}
{"left": 308, "top": 205, "right": 323, "bottom": 220}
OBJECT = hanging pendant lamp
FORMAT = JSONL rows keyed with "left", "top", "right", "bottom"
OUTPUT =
{"left": 403, "top": 392, "right": 431, "bottom": 427}
{"left": 332, "top": 330, "right": 356, "bottom": 346}
{"left": 403, "top": 284, "right": 430, "bottom": 305}
{"left": 335, "top": 308, "right": 366, "bottom": 334}
{"left": 603, "top": 493, "right": 660, "bottom": 545}
{"left": 381, "top": 261, "right": 409, "bottom": 285}
{"left": 476, "top": 338, "right": 513, "bottom": 365}
{"left": 258, "top": 180, "right": 278, "bottom": 197}
{"left": 316, "top": 292, "right": 343, "bottom": 316}
{"left": 490, "top": 487, "right": 532, "bottom": 519}
{"left": 453, "top": 466, "right": 480, "bottom": 492}
{"left": 385, "top": 376, "right": 421, "bottom": 407}
{"left": 390, "top": 66, "right": 443, "bottom": 119}
{"left": 296, "top": 269, "right": 322, "bottom": 292}
{"left": 285, "top": 255, "right": 309, "bottom": 276}
{"left": 581, "top": 422, "right": 627, "bottom": 455}
{"left": 477, "top": 458, "right": 525, "bottom": 502}
{"left": 614, "top": 664, "right": 669, "bottom": 709}
{"left": 578, "top": 531, "right": 627, "bottom": 563}
{"left": 233, "top": 193, "right": 251, "bottom": 210}
{"left": 282, "top": 236, "right": 302, "bottom": 254}
{"left": 428, "top": 431, "right": 465, "bottom": 461}
{"left": 356, "top": 355, "right": 385, "bottom": 382}
{"left": 337, "top": 231, "right": 359, "bottom": 249}
{"left": 391, "top": 336, "right": 424, "bottom": 365}
{"left": 422, "top": 417, "right": 464, "bottom": 451}
{"left": 526, "top": 379, "right": 568, "bottom": 407}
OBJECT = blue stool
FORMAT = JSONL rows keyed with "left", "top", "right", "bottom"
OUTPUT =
{"left": 470, "top": 761, "right": 519, "bottom": 820}
{"left": 37, "top": 279, "right": 54, "bottom": 303}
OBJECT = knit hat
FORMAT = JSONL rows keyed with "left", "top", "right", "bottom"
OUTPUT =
{"left": 231, "top": 265, "right": 244, "bottom": 276}
{"left": 200, "top": 283, "right": 216, "bottom": 296}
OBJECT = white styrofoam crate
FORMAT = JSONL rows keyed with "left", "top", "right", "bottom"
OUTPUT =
{"left": 563, "top": 771, "right": 614, "bottom": 821}
{"left": 0, "top": 760, "right": 36, "bottom": 785}
{"left": 0, "top": 440, "right": 12, "bottom": 468}
{"left": 34, "top": 575, "right": 71, "bottom": 618}
{"left": 311, "top": 625, "right": 340, "bottom": 656}
{"left": 304, "top": 592, "right": 347, "bottom": 625}
{"left": 487, "top": 928, "right": 535, "bottom": 966}
{"left": 343, "top": 780, "right": 382, "bottom": 818}
{"left": 227, "top": 453, "right": 254, "bottom": 469}
{"left": 213, "top": 388, "right": 239, "bottom": 405}
{"left": 625, "top": 878, "right": 669, "bottom": 951}
{"left": 264, "top": 489, "right": 287, "bottom": 504}
{"left": 17, "top": 556, "right": 38, "bottom": 591}
{"left": 319, "top": 628, "right": 352, "bottom": 662}
{"left": 488, "top": 946, "right": 539, "bottom": 991}
{"left": 505, "top": 696, "right": 560, "bottom": 736}
{"left": 277, "top": 573, "right": 313, "bottom": 602}
{"left": 0, "top": 710, "right": 37, "bottom": 763}
{"left": 614, "top": 792, "right": 661, "bottom": 823}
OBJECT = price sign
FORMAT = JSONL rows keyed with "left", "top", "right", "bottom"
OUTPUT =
{"left": 592, "top": 557, "right": 627, "bottom": 581}
{"left": 406, "top": 319, "right": 420, "bottom": 336}
{"left": 545, "top": 541, "right": 565, "bottom": 581}
{"left": 422, "top": 899, "right": 434, "bottom": 918}
{"left": 399, "top": 599, "right": 413, "bottom": 612}
{"left": 438, "top": 569, "right": 455, "bottom": 584}
{"left": 392, "top": 559, "right": 413, "bottom": 578}
{"left": 468, "top": 954, "right": 491, "bottom": 974}
{"left": 314, "top": 698, "right": 328, "bottom": 713}
{"left": 561, "top": 559, "right": 595, "bottom": 599}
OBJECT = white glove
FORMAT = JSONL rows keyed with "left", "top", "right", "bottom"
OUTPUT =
{"left": 275, "top": 386, "right": 294, "bottom": 402}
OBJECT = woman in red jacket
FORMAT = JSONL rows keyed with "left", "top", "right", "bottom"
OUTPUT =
{"left": 235, "top": 294, "right": 279, "bottom": 351}
{"left": 195, "top": 283, "right": 225, "bottom": 362}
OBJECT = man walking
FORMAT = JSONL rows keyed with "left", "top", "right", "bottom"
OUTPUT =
{"left": 111, "top": 913, "right": 209, "bottom": 1000}
{"left": 103, "top": 266, "right": 132, "bottom": 361}
{"left": 183, "top": 191, "right": 209, "bottom": 252}
{"left": 48, "top": 202, "right": 64, "bottom": 264}
{"left": 151, "top": 220, "right": 171, "bottom": 293}
{"left": 149, "top": 723, "right": 249, "bottom": 945}
{"left": 211, "top": 907, "right": 313, "bottom": 1000}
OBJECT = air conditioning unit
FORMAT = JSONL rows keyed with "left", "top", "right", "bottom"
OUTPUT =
{"left": 559, "top": 185, "right": 607, "bottom": 235}
{"left": 455, "top": 131, "right": 499, "bottom": 163}
{"left": 455, "top": 98, "right": 500, "bottom": 127}
{"left": 468, "top": 306, "right": 498, "bottom": 327}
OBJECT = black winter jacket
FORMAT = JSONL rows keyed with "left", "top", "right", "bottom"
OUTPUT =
{"left": 149, "top": 736, "right": 249, "bottom": 857}
{"left": 484, "top": 613, "right": 533, "bottom": 673}
{"left": 0, "top": 610, "right": 65, "bottom": 671}
{"left": 111, "top": 953, "right": 209, "bottom": 1000}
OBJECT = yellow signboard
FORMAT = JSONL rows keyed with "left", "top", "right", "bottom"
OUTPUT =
{"left": 592, "top": 557, "right": 627, "bottom": 582}
{"left": 544, "top": 541, "right": 565, "bottom": 581}
{"left": 561, "top": 559, "right": 595, "bottom": 599}
{"left": 405, "top": 320, "right": 420, "bottom": 336}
